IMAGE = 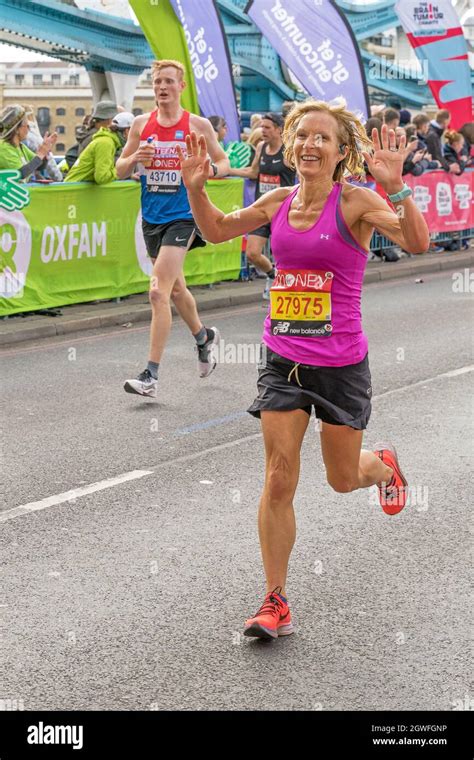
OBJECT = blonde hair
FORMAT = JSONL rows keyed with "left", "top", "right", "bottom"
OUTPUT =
{"left": 248, "top": 127, "right": 263, "bottom": 148}
{"left": 151, "top": 60, "right": 185, "bottom": 80}
{"left": 444, "top": 129, "right": 463, "bottom": 145}
{"left": 283, "top": 97, "right": 373, "bottom": 182}
{"left": 250, "top": 113, "right": 262, "bottom": 129}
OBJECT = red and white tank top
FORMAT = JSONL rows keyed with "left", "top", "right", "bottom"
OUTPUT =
{"left": 139, "top": 109, "right": 193, "bottom": 224}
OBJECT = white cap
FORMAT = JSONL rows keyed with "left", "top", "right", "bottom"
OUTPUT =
{"left": 112, "top": 112, "right": 134, "bottom": 129}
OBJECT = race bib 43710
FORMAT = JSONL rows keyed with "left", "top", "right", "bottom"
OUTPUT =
{"left": 143, "top": 139, "right": 185, "bottom": 194}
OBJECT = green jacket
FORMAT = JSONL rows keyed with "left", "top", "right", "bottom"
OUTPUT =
{"left": 0, "top": 140, "right": 37, "bottom": 181}
{"left": 65, "top": 128, "right": 122, "bottom": 184}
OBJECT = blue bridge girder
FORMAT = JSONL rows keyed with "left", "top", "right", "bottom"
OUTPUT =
{"left": 338, "top": 0, "right": 400, "bottom": 40}
{"left": 0, "top": 0, "right": 152, "bottom": 74}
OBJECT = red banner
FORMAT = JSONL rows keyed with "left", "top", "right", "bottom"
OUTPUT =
{"left": 404, "top": 170, "right": 473, "bottom": 233}
{"left": 395, "top": 1, "right": 473, "bottom": 129}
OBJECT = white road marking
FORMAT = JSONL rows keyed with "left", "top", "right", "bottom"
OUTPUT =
{"left": 2, "top": 365, "right": 472, "bottom": 525}
{"left": 1, "top": 470, "right": 153, "bottom": 524}
{"left": 1, "top": 436, "right": 262, "bottom": 524}
{"left": 373, "top": 365, "right": 474, "bottom": 401}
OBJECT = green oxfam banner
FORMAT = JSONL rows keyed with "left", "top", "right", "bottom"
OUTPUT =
{"left": 0, "top": 179, "right": 243, "bottom": 316}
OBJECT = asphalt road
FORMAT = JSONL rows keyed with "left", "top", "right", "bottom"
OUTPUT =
{"left": 1, "top": 270, "right": 472, "bottom": 711}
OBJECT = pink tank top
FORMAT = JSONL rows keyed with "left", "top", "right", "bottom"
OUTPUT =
{"left": 263, "top": 182, "right": 369, "bottom": 367}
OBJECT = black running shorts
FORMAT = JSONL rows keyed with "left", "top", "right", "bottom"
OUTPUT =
{"left": 248, "top": 222, "right": 271, "bottom": 239}
{"left": 142, "top": 218, "right": 206, "bottom": 259}
{"left": 247, "top": 346, "right": 372, "bottom": 430}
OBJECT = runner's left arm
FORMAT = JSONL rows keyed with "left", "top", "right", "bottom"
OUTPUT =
{"left": 358, "top": 188, "right": 430, "bottom": 254}
{"left": 360, "top": 125, "right": 430, "bottom": 253}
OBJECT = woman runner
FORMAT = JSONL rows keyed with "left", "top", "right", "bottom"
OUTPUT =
{"left": 177, "top": 98, "right": 430, "bottom": 640}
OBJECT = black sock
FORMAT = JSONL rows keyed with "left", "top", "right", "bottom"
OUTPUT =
{"left": 193, "top": 326, "right": 208, "bottom": 345}
{"left": 268, "top": 267, "right": 276, "bottom": 279}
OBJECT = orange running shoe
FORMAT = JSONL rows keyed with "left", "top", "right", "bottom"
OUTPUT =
{"left": 243, "top": 586, "right": 294, "bottom": 639}
{"left": 374, "top": 442, "right": 409, "bottom": 516}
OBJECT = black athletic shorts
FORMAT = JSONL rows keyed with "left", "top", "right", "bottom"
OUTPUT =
{"left": 247, "top": 346, "right": 372, "bottom": 430}
{"left": 249, "top": 222, "right": 271, "bottom": 239}
{"left": 142, "top": 218, "right": 206, "bottom": 259}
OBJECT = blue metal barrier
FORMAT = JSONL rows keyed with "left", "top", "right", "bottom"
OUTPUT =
{"left": 372, "top": 227, "right": 473, "bottom": 252}
{"left": 431, "top": 228, "right": 473, "bottom": 243}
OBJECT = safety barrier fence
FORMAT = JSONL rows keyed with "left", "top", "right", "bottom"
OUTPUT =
{"left": 371, "top": 227, "right": 473, "bottom": 253}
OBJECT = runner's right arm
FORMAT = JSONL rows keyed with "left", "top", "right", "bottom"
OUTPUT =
{"left": 116, "top": 115, "right": 154, "bottom": 179}
{"left": 177, "top": 132, "right": 290, "bottom": 242}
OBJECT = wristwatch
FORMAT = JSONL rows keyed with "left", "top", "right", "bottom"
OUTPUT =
{"left": 210, "top": 162, "right": 218, "bottom": 177}
{"left": 387, "top": 183, "right": 412, "bottom": 203}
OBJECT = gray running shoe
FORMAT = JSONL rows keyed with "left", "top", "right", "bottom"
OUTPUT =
{"left": 124, "top": 368, "right": 157, "bottom": 398}
{"left": 197, "top": 326, "right": 220, "bottom": 378}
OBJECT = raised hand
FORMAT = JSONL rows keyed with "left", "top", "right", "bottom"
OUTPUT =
{"left": 176, "top": 131, "right": 210, "bottom": 192}
{"left": 362, "top": 124, "right": 405, "bottom": 193}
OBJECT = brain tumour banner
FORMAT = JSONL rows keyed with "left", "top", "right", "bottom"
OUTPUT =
{"left": 246, "top": 0, "right": 369, "bottom": 117}
{"left": 395, "top": 0, "right": 473, "bottom": 129}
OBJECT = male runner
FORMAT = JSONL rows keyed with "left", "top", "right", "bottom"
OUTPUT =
{"left": 228, "top": 113, "right": 295, "bottom": 299}
{"left": 117, "top": 60, "right": 230, "bottom": 398}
